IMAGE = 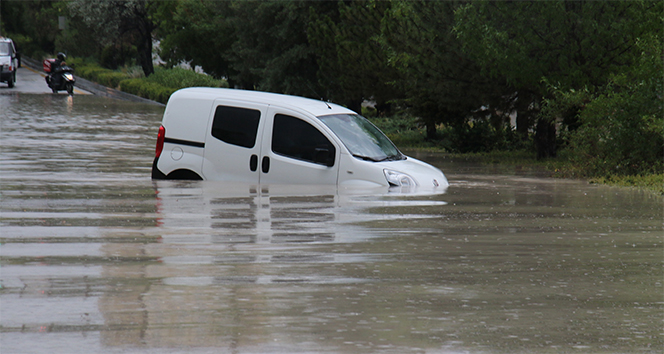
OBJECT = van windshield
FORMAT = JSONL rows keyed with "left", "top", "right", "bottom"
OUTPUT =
{"left": 319, "top": 114, "right": 404, "bottom": 162}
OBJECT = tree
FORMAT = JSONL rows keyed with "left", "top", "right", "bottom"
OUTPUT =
{"left": 453, "top": 0, "right": 661, "bottom": 158}
{"left": 381, "top": 0, "right": 507, "bottom": 139}
{"left": 225, "top": 1, "right": 322, "bottom": 96}
{"left": 541, "top": 22, "right": 663, "bottom": 176}
{"left": 154, "top": 0, "right": 236, "bottom": 82}
{"left": 68, "top": 0, "right": 156, "bottom": 76}
{"left": 308, "top": 0, "right": 399, "bottom": 114}
{"left": 1, "top": 0, "right": 61, "bottom": 57}
{"left": 155, "top": 1, "right": 326, "bottom": 96}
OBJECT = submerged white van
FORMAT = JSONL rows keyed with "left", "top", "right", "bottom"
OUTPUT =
{"left": 152, "top": 88, "right": 448, "bottom": 189}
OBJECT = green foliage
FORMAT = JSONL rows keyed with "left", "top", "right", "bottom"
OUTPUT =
{"left": 308, "top": 1, "right": 398, "bottom": 112}
{"left": 545, "top": 30, "right": 663, "bottom": 177}
{"left": 454, "top": 1, "right": 657, "bottom": 94}
{"left": 453, "top": 0, "right": 662, "bottom": 159}
{"left": 67, "top": 57, "right": 226, "bottom": 103}
{"left": 157, "top": 1, "right": 325, "bottom": 95}
{"left": 69, "top": 60, "right": 130, "bottom": 88}
{"left": 68, "top": 0, "right": 156, "bottom": 76}
{"left": 100, "top": 43, "right": 138, "bottom": 70}
{"left": 226, "top": 1, "right": 323, "bottom": 95}
{"left": 6, "top": 0, "right": 663, "bottom": 186}
{"left": 155, "top": 0, "right": 235, "bottom": 80}
{"left": 369, "top": 114, "right": 528, "bottom": 153}
{"left": 380, "top": 0, "right": 509, "bottom": 140}
{"left": 0, "top": 0, "right": 61, "bottom": 57}
{"left": 590, "top": 174, "right": 664, "bottom": 195}
{"left": 146, "top": 67, "right": 228, "bottom": 90}
{"left": 119, "top": 79, "right": 175, "bottom": 104}
{"left": 370, "top": 114, "right": 430, "bottom": 148}
{"left": 439, "top": 121, "right": 528, "bottom": 154}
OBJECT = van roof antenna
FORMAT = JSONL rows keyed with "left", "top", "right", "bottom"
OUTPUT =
{"left": 308, "top": 84, "right": 332, "bottom": 109}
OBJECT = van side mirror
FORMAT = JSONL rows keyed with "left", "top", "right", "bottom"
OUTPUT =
{"left": 314, "top": 147, "right": 335, "bottom": 167}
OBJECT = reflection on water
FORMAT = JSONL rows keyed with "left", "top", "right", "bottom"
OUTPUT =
{"left": 1, "top": 93, "right": 662, "bottom": 354}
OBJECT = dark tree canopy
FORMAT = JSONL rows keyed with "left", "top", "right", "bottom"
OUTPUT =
{"left": 3, "top": 0, "right": 661, "bottom": 172}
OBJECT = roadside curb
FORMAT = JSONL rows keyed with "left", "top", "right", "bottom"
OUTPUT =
{"left": 21, "top": 56, "right": 164, "bottom": 106}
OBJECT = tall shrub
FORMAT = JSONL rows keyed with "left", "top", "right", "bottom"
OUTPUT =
{"left": 549, "top": 35, "right": 663, "bottom": 176}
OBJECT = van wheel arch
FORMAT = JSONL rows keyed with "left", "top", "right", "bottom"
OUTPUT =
{"left": 165, "top": 169, "right": 203, "bottom": 180}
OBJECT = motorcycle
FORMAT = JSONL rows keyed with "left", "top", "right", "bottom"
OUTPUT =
{"left": 43, "top": 58, "right": 75, "bottom": 95}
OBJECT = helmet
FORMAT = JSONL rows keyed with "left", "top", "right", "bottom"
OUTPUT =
{"left": 57, "top": 52, "right": 66, "bottom": 61}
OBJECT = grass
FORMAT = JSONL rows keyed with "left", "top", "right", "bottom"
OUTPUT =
{"left": 589, "top": 174, "right": 664, "bottom": 195}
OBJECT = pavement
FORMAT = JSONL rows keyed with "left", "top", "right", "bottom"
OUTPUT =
{"left": 0, "top": 65, "right": 92, "bottom": 95}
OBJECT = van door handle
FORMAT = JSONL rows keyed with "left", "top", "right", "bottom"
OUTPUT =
{"left": 261, "top": 156, "right": 270, "bottom": 173}
{"left": 250, "top": 155, "right": 258, "bottom": 172}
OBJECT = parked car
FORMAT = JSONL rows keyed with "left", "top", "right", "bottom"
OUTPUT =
{"left": 0, "top": 37, "right": 19, "bottom": 88}
{"left": 152, "top": 88, "right": 448, "bottom": 190}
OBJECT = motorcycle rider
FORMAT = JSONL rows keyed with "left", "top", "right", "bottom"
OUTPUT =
{"left": 50, "top": 52, "right": 66, "bottom": 88}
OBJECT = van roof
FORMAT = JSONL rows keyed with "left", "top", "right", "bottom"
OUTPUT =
{"left": 172, "top": 87, "right": 356, "bottom": 117}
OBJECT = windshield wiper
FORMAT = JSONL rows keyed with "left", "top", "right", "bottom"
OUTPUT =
{"left": 375, "top": 155, "right": 404, "bottom": 162}
{"left": 353, "top": 154, "right": 404, "bottom": 162}
{"left": 352, "top": 154, "right": 382, "bottom": 162}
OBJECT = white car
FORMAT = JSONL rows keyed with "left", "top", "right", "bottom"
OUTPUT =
{"left": 152, "top": 88, "right": 448, "bottom": 190}
{"left": 0, "top": 37, "right": 19, "bottom": 88}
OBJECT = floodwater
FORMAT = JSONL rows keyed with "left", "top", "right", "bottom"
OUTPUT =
{"left": 1, "top": 93, "right": 662, "bottom": 354}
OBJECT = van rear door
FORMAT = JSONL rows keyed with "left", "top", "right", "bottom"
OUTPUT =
{"left": 202, "top": 100, "right": 268, "bottom": 182}
{"left": 258, "top": 107, "right": 339, "bottom": 185}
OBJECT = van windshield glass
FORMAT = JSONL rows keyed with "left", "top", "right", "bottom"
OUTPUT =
{"left": 319, "top": 114, "right": 403, "bottom": 162}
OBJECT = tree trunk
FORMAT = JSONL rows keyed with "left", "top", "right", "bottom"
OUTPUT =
{"left": 426, "top": 120, "right": 437, "bottom": 140}
{"left": 516, "top": 112, "right": 530, "bottom": 140}
{"left": 535, "top": 118, "right": 557, "bottom": 159}
{"left": 347, "top": 98, "right": 362, "bottom": 115}
{"left": 137, "top": 19, "right": 154, "bottom": 77}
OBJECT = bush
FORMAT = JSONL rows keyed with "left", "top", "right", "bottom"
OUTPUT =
{"left": 96, "top": 71, "right": 129, "bottom": 88}
{"left": 63, "top": 58, "right": 219, "bottom": 103}
{"left": 370, "top": 114, "right": 431, "bottom": 148}
{"left": 147, "top": 67, "right": 228, "bottom": 90}
{"left": 119, "top": 79, "right": 176, "bottom": 104}
{"left": 67, "top": 58, "right": 127, "bottom": 85}
{"left": 548, "top": 35, "right": 663, "bottom": 177}
{"left": 100, "top": 43, "right": 137, "bottom": 70}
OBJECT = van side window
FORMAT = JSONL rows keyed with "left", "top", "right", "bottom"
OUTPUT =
{"left": 211, "top": 106, "right": 261, "bottom": 148}
{"left": 272, "top": 114, "right": 335, "bottom": 166}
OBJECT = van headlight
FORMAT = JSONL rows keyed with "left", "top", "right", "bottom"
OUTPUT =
{"left": 384, "top": 169, "right": 416, "bottom": 187}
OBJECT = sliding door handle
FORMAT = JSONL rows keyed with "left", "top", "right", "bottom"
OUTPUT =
{"left": 250, "top": 154, "right": 258, "bottom": 172}
{"left": 261, "top": 156, "right": 270, "bottom": 173}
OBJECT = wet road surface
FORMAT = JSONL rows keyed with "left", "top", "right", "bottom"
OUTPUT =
{"left": 1, "top": 93, "right": 662, "bottom": 353}
{"left": 0, "top": 66, "right": 91, "bottom": 95}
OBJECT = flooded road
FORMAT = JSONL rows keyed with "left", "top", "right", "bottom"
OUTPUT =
{"left": 1, "top": 93, "right": 662, "bottom": 353}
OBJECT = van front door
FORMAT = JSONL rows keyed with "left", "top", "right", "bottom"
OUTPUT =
{"left": 259, "top": 107, "right": 339, "bottom": 185}
{"left": 202, "top": 101, "right": 268, "bottom": 182}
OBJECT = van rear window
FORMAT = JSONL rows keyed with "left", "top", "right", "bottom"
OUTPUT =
{"left": 211, "top": 106, "right": 261, "bottom": 148}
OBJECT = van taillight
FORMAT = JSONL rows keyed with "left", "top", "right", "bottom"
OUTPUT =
{"left": 155, "top": 125, "right": 165, "bottom": 158}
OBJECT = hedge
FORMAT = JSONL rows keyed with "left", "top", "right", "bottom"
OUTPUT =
{"left": 119, "top": 79, "right": 176, "bottom": 104}
{"left": 65, "top": 58, "right": 227, "bottom": 104}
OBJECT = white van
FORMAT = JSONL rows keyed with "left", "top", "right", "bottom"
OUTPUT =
{"left": 152, "top": 88, "right": 448, "bottom": 189}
